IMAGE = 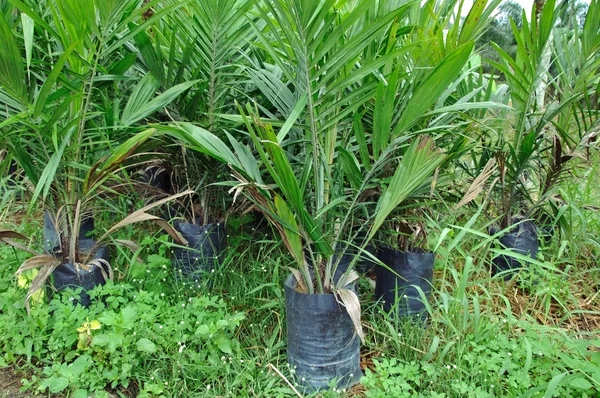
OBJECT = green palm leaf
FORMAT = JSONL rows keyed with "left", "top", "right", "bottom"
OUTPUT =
{"left": 369, "top": 137, "right": 445, "bottom": 241}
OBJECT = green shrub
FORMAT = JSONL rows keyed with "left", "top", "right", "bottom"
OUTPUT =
{"left": 360, "top": 317, "right": 600, "bottom": 398}
{"left": 0, "top": 278, "right": 244, "bottom": 397}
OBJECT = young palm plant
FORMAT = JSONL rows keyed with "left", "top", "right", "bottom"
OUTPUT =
{"left": 157, "top": 1, "right": 485, "bottom": 390}
{"left": 0, "top": 1, "right": 195, "bottom": 306}
{"left": 129, "top": 0, "right": 256, "bottom": 251}
{"left": 164, "top": 106, "right": 444, "bottom": 391}
{"left": 481, "top": 0, "right": 599, "bottom": 277}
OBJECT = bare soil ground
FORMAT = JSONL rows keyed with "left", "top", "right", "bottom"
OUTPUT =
{"left": 0, "top": 367, "right": 36, "bottom": 398}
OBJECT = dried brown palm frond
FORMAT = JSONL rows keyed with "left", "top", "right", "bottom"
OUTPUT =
{"left": 86, "top": 190, "right": 194, "bottom": 263}
{"left": 86, "top": 258, "right": 113, "bottom": 283}
{"left": 454, "top": 158, "right": 497, "bottom": 210}
{"left": 0, "top": 230, "right": 38, "bottom": 255}
{"left": 15, "top": 254, "right": 62, "bottom": 313}
{"left": 335, "top": 271, "right": 364, "bottom": 342}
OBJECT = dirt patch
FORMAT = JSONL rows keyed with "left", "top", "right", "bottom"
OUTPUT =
{"left": 0, "top": 367, "right": 38, "bottom": 397}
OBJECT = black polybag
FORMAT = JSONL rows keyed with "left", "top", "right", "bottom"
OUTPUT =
{"left": 490, "top": 220, "right": 539, "bottom": 280}
{"left": 172, "top": 220, "right": 225, "bottom": 277}
{"left": 284, "top": 274, "right": 362, "bottom": 392}
{"left": 43, "top": 213, "right": 110, "bottom": 306}
{"left": 43, "top": 212, "right": 95, "bottom": 252}
{"left": 48, "top": 243, "right": 110, "bottom": 307}
{"left": 375, "top": 247, "right": 434, "bottom": 321}
{"left": 139, "top": 165, "right": 173, "bottom": 193}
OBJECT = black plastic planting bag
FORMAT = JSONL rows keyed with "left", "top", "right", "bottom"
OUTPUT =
{"left": 49, "top": 242, "right": 110, "bottom": 307}
{"left": 43, "top": 213, "right": 109, "bottom": 306}
{"left": 375, "top": 247, "right": 434, "bottom": 321}
{"left": 327, "top": 234, "right": 377, "bottom": 279}
{"left": 285, "top": 274, "right": 362, "bottom": 392}
{"left": 172, "top": 220, "right": 225, "bottom": 277}
{"left": 491, "top": 220, "right": 539, "bottom": 279}
{"left": 43, "top": 212, "right": 95, "bottom": 252}
{"left": 140, "top": 165, "right": 173, "bottom": 193}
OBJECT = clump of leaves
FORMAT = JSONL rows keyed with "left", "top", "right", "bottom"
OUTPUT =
{"left": 0, "top": 280, "right": 244, "bottom": 396}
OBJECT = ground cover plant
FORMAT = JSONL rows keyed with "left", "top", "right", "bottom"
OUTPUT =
{"left": 0, "top": 0, "right": 599, "bottom": 397}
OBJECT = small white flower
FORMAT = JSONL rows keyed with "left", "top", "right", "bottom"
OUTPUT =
{"left": 133, "top": 332, "right": 136, "bottom": 336}
{"left": 165, "top": 381, "right": 168, "bottom": 386}
{"left": 207, "top": 385, "right": 211, "bottom": 390}
{"left": 159, "top": 325, "right": 163, "bottom": 329}
{"left": 452, "top": 364, "right": 457, "bottom": 369}
{"left": 446, "top": 365, "right": 450, "bottom": 369}
{"left": 507, "top": 352, "right": 512, "bottom": 357}
{"left": 302, "top": 377, "right": 305, "bottom": 381}
{"left": 182, "top": 303, "right": 185, "bottom": 307}
{"left": 180, "top": 321, "right": 184, "bottom": 325}
{"left": 161, "top": 293, "right": 165, "bottom": 297}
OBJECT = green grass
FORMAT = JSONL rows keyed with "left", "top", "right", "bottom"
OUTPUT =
{"left": 0, "top": 168, "right": 599, "bottom": 397}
